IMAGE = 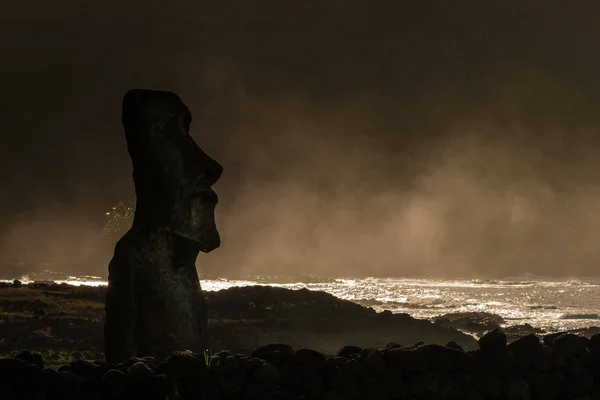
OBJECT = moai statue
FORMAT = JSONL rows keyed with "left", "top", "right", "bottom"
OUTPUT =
{"left": 104, "top": 89, "right": 222, "bottom": 363}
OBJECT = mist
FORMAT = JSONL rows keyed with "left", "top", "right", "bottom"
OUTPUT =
{"left": 2, "top": 0, "right": 600, "bottom": 279}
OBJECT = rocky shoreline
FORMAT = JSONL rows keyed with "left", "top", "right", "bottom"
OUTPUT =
{"left": 3, "top": 329, "right": 600, "bottom": 399}
{"left": 0, "top": 280, "right": 477, "bottom": 362}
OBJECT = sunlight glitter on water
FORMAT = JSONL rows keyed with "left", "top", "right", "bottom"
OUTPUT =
{"left": 3, "top": 273, "right": 600, "bottom": 333}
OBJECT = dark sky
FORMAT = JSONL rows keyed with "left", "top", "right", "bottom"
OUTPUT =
{"left": 2, "top": 1, "right": 600, "bottom": 278}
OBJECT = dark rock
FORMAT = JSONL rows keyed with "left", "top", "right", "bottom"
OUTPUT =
{"left": 342, "top": 358, "right": 368, "bottom": 379}
{"left": 409, "top": 370, "right": 463, "bottom": 399}
{"left": 471, "top": 364, "right": 501, "bottom": 399}
{"left": 363, "top": 349, "right": 386, "bottom": 376}
{"left": 0, "top": 357, "right": 43, "bottom": 384}
{"left": 150, "top": 374, "right": 175, "bottom": 398}
{"left": 244, "top": 384, "right": 303, "bottom": 400}
{"left": 216, "top": 378, "right": 242, "bottom": 397}
{"left": 420, "top": 344, "right": 455, "bottom": 371}
{"left": 531, "top": 346, "right": 553, "bottom": 372}
{"left": 104, "top": 89, "right": 223, "bottom": 363}
{"left": 542, "top": 332, "right": 564, "bottom": 347}
{"left": 563, "top": 358, "right": 594, "bottom": 396}
{"left": 551, "top": 334, "right": 589, "bottom": 362}
{"left": 127, "top": 361, "right": 156, "bottom": 379}
{"left": 293, "top": 348, "right": 326, "bottom": 373}
{"left": 589, "top": 333, "right": 600, "bottom": 350}
{"left": 330, "top": 367, "right": 361, "bottom": 400}
{"left": 239, "top": 355, "right": 264, "bottom": 373}
{"left": 446, "top": 341, "right": 464, "bottom": 351}
{"left": 61, "top": 370, "right": 87, "bottom": 384}
{"left": 43, "top": 367, "right": 70, "bottom": 396}
{"left": 505, "top": 376, "right": 531, "bottom": 400}
{"left": 70, "top": 358, "right": 104, "bottom": 379}
{"left": 434, "top": 312, "right": 505, "bottom": 333}
{"left": 165, "top": 350, "right": 206, "bottom": 379}
{"left": 12, "top": 279, "right": 22, "bottom": 288}
{"left": 382, "top": 367, "right": 407, "bottom": 399}
{"left": 338, "top": 345, "right": 362, "bottom": 358}
{"left": 361, "top": 376, "right": 388, "bottom": 400}
{"left": 508, "top": 334, "right": 541, "bottom": 358}
{"left": 281, "top": 364, "right": 324, "bottom": 398}
{"left": 384, "top": 347, "right": 428, "bottom": 371}
{"left": 101, "top": 369, "right": 128, "bottom": 394}
{"left": 252, "top": 343, "right": 294, "bottom": 365}
{"left": 527, "top": 370, "right": 561, "bottom": 400}
{"left": 322, "top": 390, "right": 347, "bottom": 400}
{"left": 466, "top": 389, "right": 486, "bottom": 400}
{"left": 253, "top": 362, "right": 280, "bottom": 385}
{"left": 13, "top": 350, "right": 44, "bottom": 368}
{"left": 479, "top": 328, "right": 508, "bottom": 353}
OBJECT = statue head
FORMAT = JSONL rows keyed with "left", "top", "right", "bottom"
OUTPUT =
{"left": 122, "top": 89, "right": 222, "bottom": 252}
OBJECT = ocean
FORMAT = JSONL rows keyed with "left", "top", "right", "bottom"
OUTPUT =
{"left": 3, "top": 271, "right": 600, "bottom": 334}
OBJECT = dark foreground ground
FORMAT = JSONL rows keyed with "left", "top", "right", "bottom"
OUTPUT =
{"left": 0, "top": 281, "right": 476, "bottom": 364}
{"left": 2, "top": 282, "right": 600, "bottom": 399}
{"left": 3, "top": 329, "right": 600, "bottom": 399}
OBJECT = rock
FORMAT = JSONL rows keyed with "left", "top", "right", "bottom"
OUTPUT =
{"left": 508, "top": 334, "right": 541, "bottom": 358}
{"left": 446, "top": 341, "right": 464, "bottom": 352}
{"left": 117, "top": 356, "right": 146, "bottom": 370}
{"left": 361, "top": 376, "right": 388, "bottom": 400}
{"left": 589, "top": 333, "right": 600, "bottom": 348}
{"left": 12, "top": 279, "right": 22, "bottom": 288}
{"left": 563, "top": 358, "right": 594, "bottom": 396}
{"left": 43, "top": 367, "right": 69, "bottom": 396}
{"left": 382, "top": 367, "right": 406, "bottom": 399}
{"left": 70, "top": 358, "right": 105, "bottom": 379}
{"left": 526, "top": 370, "right": 561, "bottom": 400}
{"left": 322, "top": 390, "right": 347, "bottom": 400}
{"left": 293, "top": 348, "right": 326, "bottom": 373}
{"left": 0, "top": 358, "right": 34, "bottom": 383}
{"left": 252, "top": 343, "right": 294, "bottom": 365}
{"left": 409, "top": 370, "right": 463, "bottom": 400}
{"left": 471, "top": 364, "right": 501, "bottom": 399}
{"left": 253, "top": 362, "right": 280, "bottom": 385}
{"left": 420, "top": 344, "right": 456, "bottom": 371}
{"left": 104, "top": 89, "right": 223, "bottom": 363}
{"left": 13, "top": 350, "right": 43, "bottom": 368}
{"left": 542, "top": 332, "right": 564, "bottom": 347}
{"left": 506, "top": 376, "right": 531, "bottom": 400}
{"left": 479, "top": 328, "right": 508, "bottom": 353}
{"left": 281, "top": 365, "right": 324, "bottom": 398}
{"left": 433, "top": 312, "right": 505, "bottom": 333}
{"left": 364, "top": 349, "right": 386, "bottom": 376}
{"left": 215, "top": 376, "right": 242, "bottom": 396}
{"left": 551, "top": 334, "right": 589, "bottom": 362}
{"left": 165, "top": 350, "right": 206, "bottom": 379}
{"left": 330, "top": 368, "right": 361, "bottom": 400}
{"left": 239, "top": 356, "right": 264, "bottom": 373}
{"left": 150, "top": 374, "right": 175, "bottom": 398}
{"left": 384, "top": 347, "right": 428, "bottom": 371}
{"left": 101, "top": 369, "right": 128, "bottom": 394}
{"left": 127, "top": 361, "right": 156, "bottom": 379}
{"left": 338, "top": 345, "right": 362, "bottom": 358}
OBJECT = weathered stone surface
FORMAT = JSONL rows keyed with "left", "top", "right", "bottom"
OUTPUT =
{"left": 4, "top": 332, "right": 600, "bottom": 399}
{"left": 479, "top": 328, "right": 508, "bottom": 353}
{"left": 104, "top": 89, "right": 223, "bottom": 363}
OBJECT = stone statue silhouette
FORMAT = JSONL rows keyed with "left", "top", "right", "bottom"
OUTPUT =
{"left": 104, "top": 89, "right": 222, "bottom": 363}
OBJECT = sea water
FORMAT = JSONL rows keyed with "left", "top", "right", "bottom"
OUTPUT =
{"left": 3, "top": 271, "right": 600, "bottom": 334}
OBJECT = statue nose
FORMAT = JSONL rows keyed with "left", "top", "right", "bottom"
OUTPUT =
{"left": 202, "top": 159, "right": 223, "bottom": 186}
{"left": 191, "top": 153, "right": 223, "bottom": 187}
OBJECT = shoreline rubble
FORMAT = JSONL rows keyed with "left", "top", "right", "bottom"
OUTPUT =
{"left": 2, "top": 329, "right": 600, "bottom": 399}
